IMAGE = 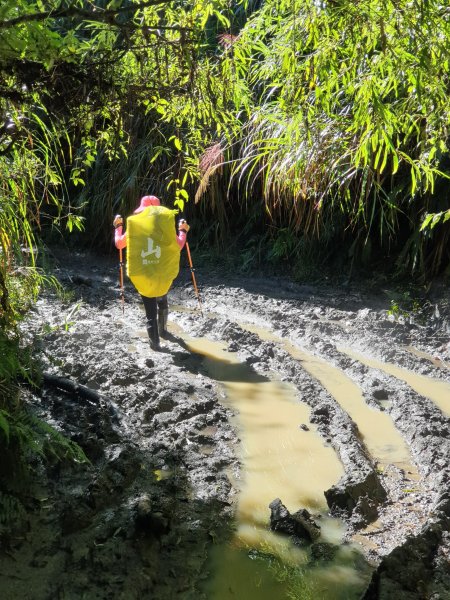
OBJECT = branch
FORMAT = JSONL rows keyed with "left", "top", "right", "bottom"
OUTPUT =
{"left": 0, "top": 0, "right": 174, "bottom": 28}
{"left": 42, "top": 373, "right": 122, "bottom": 424}
{"left": 43, "top": 372, "right": 102, "bottom": 404}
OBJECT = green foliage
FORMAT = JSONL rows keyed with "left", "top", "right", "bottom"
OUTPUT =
{"left": 385, "top": 288, "right": 429, "bottom": 323}
{"left": 2, "top": 0, "right": 450, "bottom": 279}
{"left": 420, "top": 209, "right": 450, "bottom": 232}
{"left": 193, "top": 0, "right": 450, "bottom": 277}
{"left": 387, "top": 299, "right": 410, "bottom": 321}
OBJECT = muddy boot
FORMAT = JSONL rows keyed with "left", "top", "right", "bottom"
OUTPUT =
{"left": 147, "top": 326, "right": 161, "bottom": 352}
{"left": 158, "top": 308, "right": 169, "bottom": 339}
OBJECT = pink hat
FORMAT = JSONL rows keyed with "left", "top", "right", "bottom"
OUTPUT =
{"left": 134, "top": 195, "right": 161, "bottom": 213}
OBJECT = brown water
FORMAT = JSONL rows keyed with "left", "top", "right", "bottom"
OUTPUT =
{"left": 186, "top": 338, "right": 344, "bottom": 517}
{"left": 183, "top": 336, "right": 371, "bottom": 599}
{"left": 242, "top": 324, "right": 417, "bottom": 473}
{"left": 340, "top": 347, "right": 450, "bottom": 417}
{"left": 404, "top": 345, "right": 450, "bottom": 370}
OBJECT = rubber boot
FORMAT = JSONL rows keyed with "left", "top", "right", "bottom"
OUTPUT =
{"left": 147, "top": 325, "right": 161, "bottom": 351}
{"left": 158, "top": 308, "right": 169, "bottom": 339}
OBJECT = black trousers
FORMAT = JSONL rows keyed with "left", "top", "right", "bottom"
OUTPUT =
{"left": 140, "top": 294, "right": 168, "bottom": 332}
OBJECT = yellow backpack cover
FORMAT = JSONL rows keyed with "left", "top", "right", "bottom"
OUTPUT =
{"left": 126, "top": 206, "right": 180, "bottom": 297}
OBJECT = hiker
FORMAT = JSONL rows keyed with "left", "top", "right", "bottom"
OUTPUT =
{"left": 113, "top": 195, "right": 190, "bottom": 351}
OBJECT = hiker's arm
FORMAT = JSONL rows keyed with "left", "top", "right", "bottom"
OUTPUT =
{"left": 176, "top": 230, "right": 186, "bottom": 249}
{"left": 177, "top": 219, "right": 189, "bottom": 249}
{"left": 115, "top": 228, "right": 127, "bottom": 249}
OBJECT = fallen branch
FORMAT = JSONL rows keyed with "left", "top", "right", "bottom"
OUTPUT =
{"left": 43, "top": 373, "right": 101, "bottom": 405}
{"left": 42, "top": 373, "right": 122, "bottom": 427}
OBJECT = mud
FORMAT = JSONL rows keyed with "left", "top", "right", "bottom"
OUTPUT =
{"left": 1, "top": 248, "right": 449, "bottom": 599}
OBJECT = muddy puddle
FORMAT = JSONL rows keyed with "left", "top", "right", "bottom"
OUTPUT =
{"left": 241, "top": 324, "right": 417, "bottom": 474}
{"left": 404, "top": 345, "right": 450, "bottom": 371}
{"left": 183, "top": 336, "right": 371, "bottom": 599}
{"left": 340, "top": 347, "right": 450, "bottom": 417}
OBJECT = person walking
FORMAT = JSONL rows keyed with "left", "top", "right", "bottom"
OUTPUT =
{"left": 113, "top": 195, "right": 190, "bottom": 351}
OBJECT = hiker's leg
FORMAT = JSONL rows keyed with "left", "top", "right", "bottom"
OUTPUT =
{"left": 141, "top": 295, "right": 160, "bottom": 350}
{"left": 157, "top": 295, "right": 169, "bottom": 339}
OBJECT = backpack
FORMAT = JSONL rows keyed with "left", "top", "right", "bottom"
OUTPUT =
{"left": 126, "top": 206, "right": 180, "bottom": 297}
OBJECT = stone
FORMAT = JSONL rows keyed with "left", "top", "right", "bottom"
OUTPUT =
{"left": 269, "top": 498, "right": 320, "bottom": 542}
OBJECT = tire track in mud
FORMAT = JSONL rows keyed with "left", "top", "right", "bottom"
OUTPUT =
{"left": 302, "top": 341, "right": 450, "bottom": 597}
{"left": 175, "top": 314, "right": 419, "bottom": 536}
{"left": 171, "top": 280, "right": 450, "bottom": 598}
{"left": 340, "top": 346, "right": 450, "bottom": 417}
{"left": 167, "top": 325, "right": 374, "bottom": 598}
{"left": 236, "top": 324, "right": 425, "bottom": 538}
{"left": 189, "top": 283, "right": 449, "bottom": 483}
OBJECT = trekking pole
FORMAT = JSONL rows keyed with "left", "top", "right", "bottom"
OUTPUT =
{"left": 185, "top": 241, "right": 203, "bottom": 316}
{"left": 118, "top": 247, "right": 125, "bottom": 315}
{"left": 113, "top": 214, "right": 125, "bottom": 315}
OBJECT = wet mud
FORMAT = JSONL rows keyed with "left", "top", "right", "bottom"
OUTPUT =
{"left": 1, "top": 249, "right": 449, "bottom": 599}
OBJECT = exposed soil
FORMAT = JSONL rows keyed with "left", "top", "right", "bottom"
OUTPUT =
{"left": 1, "top": 248, "right": 449, "bottom": 599}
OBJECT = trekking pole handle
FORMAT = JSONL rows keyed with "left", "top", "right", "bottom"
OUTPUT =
{"left": 113, "top": 214, "right": 123, "bottom": 228}
{"left": 178, "top": 219, "right": 190, "bottom": 232}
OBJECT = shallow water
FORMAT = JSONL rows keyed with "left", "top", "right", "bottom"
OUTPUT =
{"left": 341, "top": 347, "right": 450, "bottom": 417}
{"left": 184, "top": 336, "right": 371, "bottom": 599}
{"left": 404, "top": 345, "right": 450, "bottom": 371}
{"left": 242, "top": 324, "right": 417, "bottom": 473}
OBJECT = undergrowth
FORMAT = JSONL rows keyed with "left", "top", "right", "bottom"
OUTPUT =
{"left": 0, "top": 264, "right": 88, "bottom": 544}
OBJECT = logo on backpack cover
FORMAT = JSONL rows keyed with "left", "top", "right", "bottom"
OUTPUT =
{"left": 141, "top": 237, "right": 161, "bottom": 264}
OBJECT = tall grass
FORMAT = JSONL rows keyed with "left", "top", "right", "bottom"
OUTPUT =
{"left": 190, "top": 0, "right": 450, "bottom": 278}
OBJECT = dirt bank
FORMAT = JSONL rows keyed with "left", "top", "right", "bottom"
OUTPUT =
{"left": 1, "top": 248, "right": 449, "bottom": 599}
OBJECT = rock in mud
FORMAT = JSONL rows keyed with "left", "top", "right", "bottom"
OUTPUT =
{"left": 362, "top": 522, "right": 444, "bottom": 599}
{"left": 372, "top": 388, "right": 389, "bottom": 401}
{"left": 269, "top": 498, "right": 320, "bottom": 542}
{"left": 434, "top": 492, "right": 450, "bottom": 522}
{"left": 324, "top": 469, "right": 386, "bottom": 525}
{"left": 353, "top": 495, "right": 379, "bottom": 528}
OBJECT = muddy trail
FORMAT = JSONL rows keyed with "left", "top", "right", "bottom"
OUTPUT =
{"left": 2, "top": 248, "right": 450, "bottom": 599}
